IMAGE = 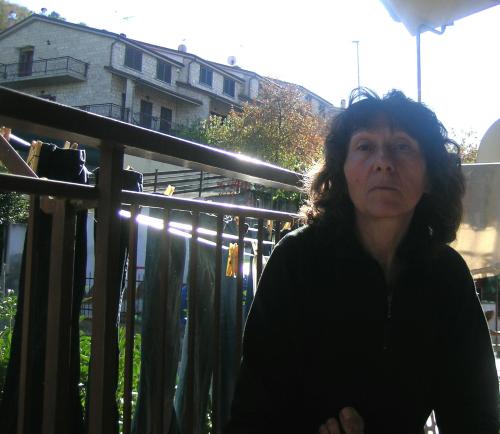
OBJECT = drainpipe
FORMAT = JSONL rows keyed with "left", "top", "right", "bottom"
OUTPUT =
{"left": 186, "top": 58, "right": 195, "bottom": 85}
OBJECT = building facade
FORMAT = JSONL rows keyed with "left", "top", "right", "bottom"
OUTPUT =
{"left": 0, "top": 15, "right": 339, "bottom": 172}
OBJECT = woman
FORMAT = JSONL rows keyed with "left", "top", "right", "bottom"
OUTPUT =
{"left": 226, "top": 89, "right": 499, "bottom": 434}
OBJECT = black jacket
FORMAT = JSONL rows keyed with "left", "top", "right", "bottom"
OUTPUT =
{"left": 227, "top": 223, "right": 499, "bottom": 434}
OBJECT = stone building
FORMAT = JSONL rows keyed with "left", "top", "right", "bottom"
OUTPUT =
{"left": 0, "top": 14, "right": 339, "bottom": 172}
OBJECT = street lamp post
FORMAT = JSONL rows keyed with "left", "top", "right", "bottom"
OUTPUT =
{"left": 352, "top": 40, "right": 360, "bottom": 90}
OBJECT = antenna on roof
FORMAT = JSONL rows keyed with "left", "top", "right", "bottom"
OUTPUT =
{"left": 227, "top": 56, "right": 237, "bottom": 66}
{"left": 41, "top": 7, "right": 48, "bottom": 16}
{"left": 178, "top": 44, "right": 187, "bottom": 52}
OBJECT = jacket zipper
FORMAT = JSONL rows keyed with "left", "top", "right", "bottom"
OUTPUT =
{"left": 383, "top": 292, "right": 393, "bottom": 350}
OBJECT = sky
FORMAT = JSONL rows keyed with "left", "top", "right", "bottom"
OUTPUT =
{"left": 13, "top": 0, "right": 500, "bottom": 142}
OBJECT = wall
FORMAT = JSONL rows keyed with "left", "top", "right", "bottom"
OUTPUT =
{"left": 0, "top": 19, "right": 115, "bottom": 106}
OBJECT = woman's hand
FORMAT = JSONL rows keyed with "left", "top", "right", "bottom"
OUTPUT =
{"left": 318, "top": 407, "right": 364, "bottom": 434}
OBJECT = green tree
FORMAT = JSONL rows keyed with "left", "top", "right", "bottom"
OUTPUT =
{"left": 451, "top": 128, "right": 479, "bottom": 164}
{"left": 189, "top": 81, "right": 329, "bottom": 172}
{"left": 0, "top": 0, "right": 31, "bottom": 31}
{"left": 47, "top": 10, "right": 65, "bottom": 21}
{"left": 0, "top": 162, "right": 29, "bottom": 225}
{"left": 0, "top": 162, "right": 29, "bottom": 276}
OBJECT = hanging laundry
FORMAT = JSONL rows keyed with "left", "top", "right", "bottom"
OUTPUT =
{"left": 0, "top": 141, "right": 89, "bottom": 434}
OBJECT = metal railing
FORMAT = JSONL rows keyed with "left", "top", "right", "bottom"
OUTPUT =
{"left": 131, "top": 111, "right": 172, "bottom": 133}
{"left": 0, "top": 86, "right": 302, "bottom": 434}
{"left": 142, "top": 168, "right": 235, "bottom": 196}
{"left": 76, "top": 103, "right": 129, "bottom": 122}
{"left": 0, "top": 56, "right": 88, "bottom": 81}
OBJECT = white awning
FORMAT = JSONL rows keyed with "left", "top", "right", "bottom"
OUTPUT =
{"left": 380, "top": 0, "right": 500, "bottom": 34}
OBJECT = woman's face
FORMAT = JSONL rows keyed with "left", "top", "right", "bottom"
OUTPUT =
{"left": 343, "top": 124, "right": 427, "bottom": 223}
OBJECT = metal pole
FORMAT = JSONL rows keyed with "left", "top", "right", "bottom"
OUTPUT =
{"left": 416, "top": 31, "right": 422, "bottom": 102}
{"left": 416, "top": 24, "right": 447, "bottom": 103}
{"left": 353, "top": 40, "right": 360, "bottom": 89}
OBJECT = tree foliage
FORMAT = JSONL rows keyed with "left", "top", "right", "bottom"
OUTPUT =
{"left": 451, "top": 128, "right": 479, "bottom": 164}
{"left": 0, "top": 162, "right": 28, "bottom": 225}
{"left": 183, "top": 81, "right": 329, "bottom": 172}
{"left": 0, "top": 1, "right": 66, "bottom": 31}
{"left": 0, "top": 0, "right": 31, "bottom": 31}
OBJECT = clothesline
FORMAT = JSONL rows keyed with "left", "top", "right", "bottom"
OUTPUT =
{"left": 119, "top": 210, "right": 275, "bottom": 246}
{"left": 118, "top": 210, "right": 272, "bottom": 257}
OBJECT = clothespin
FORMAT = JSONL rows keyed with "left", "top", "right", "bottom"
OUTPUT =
{"left": 225, "top": 242, "right": 239, "bottom": 277}
{"left": 266, "top": 219, "right": 273, "bottom": 236}
{"left": 282, "top": 221, "right": 292, "bottom": 231}
{"left": 1, "top": 126, "right": 11, "bottom": 141}
{"left": 27, "top": 140, "right": 43, "bottom": 174}
{"left": 0, "top": 131, "right": 37, "bottom": 178}
{"left": 63, "top": 141, "right": 79, "bottom": 150}
{"left": 164, "top": 185, "right": 175, "bottom": 196}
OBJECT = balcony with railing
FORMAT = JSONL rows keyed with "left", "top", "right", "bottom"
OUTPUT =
{"left": 131, "top": 111, "right": 172, "bottom": 133}
{"left": 0, "top": 56, "right": 88, "bottom": 88}
{"left": 76, "top": 103, "right": 130, "bottom": 122}
{"left": 0, "top": 86, "right": 301, "bottom": 434}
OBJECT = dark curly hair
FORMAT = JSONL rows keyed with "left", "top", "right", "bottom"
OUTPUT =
{"left": 302, "top": 88, "right": 465, "bottom": 244}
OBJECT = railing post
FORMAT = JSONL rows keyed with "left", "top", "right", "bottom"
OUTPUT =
{"left": 234, "top": 217, "right": 245, "bottom": 373}
{"left": 212, "top": 214, "right": 224, "bottom": 434}
{"left": 198, "top": 170, "right": 204, "bottom": 197}
{"left": 17, "top": 196, "right": 40, "bottom": 434}
{"left": 42, "top": 199, "right": 77, "bottom": 434}
{"left": 123, "top": 206, "right": 138, "bottom": 434}
{"left": 153, "top": 169, "right": 158, "bottom": 193}
{"left": 184, "top": 211, "right": 200, "bottom": 434}
{"left": 88, "top": 143, "right": 124, "bottom": 434}
{"left": 151, "top": 209, "right": 172, "bottom": 432}
{"left": 256, "top": 218, "right": 264, "bottom": 279}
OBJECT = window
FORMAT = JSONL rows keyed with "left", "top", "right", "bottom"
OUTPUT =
{"left": 199, "top": 65, "right": 213, "bottom": 87}
{"left": 124, "top": 46, "right": 142, "bottom": 71}
{"left": 157, "top": 60, "right": 172, "bottom": 83}
{"left": 160, "top": 107, "right": 172, "bottom": 133}
{"left": 223, "top": 77, "right": 235, "bottom": 97}
{"left": 210, "top": 111, "right": 226, "bottom": 122}
{"left": 18, "top": 48, "right": 34, "bottom": 77}
{"left": 139, "top": 100, "right": 153, "bottom": 128}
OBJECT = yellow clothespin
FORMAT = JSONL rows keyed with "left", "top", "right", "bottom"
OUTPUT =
{"left": 164, "top": 185, "right": 175, "bottom": 196}
{"left": 266, "top": 219, "right": 273, "bottom": 235}
{"left": 226, "top": 243, "right": 239, "bottom": 277}
{"left": 0, "top": 126, "right": 11, "bottom": 141}
{"left": 282, "top": 221, "right": 292, "bottom": 231}
{"left": 63, "top": 141, "right": 71, "bottom": 149}
{"left": 27, "top": 140, "right": 43, "bottom": 174}
{"left": 70, "top": 142, "right": 79, "bottom": 150}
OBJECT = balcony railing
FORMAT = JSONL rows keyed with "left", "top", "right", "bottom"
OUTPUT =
{"left": 0, "top": 56, "right": 88, "bottom": 82}
{"left": 131, "top": 111, "right": 172, "bottom": 133}
{"left": 76, "top": 103, "right": 130, "bottom": 122}
{"left": 0, "top": 86, "right": 301, "bottom": 434}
